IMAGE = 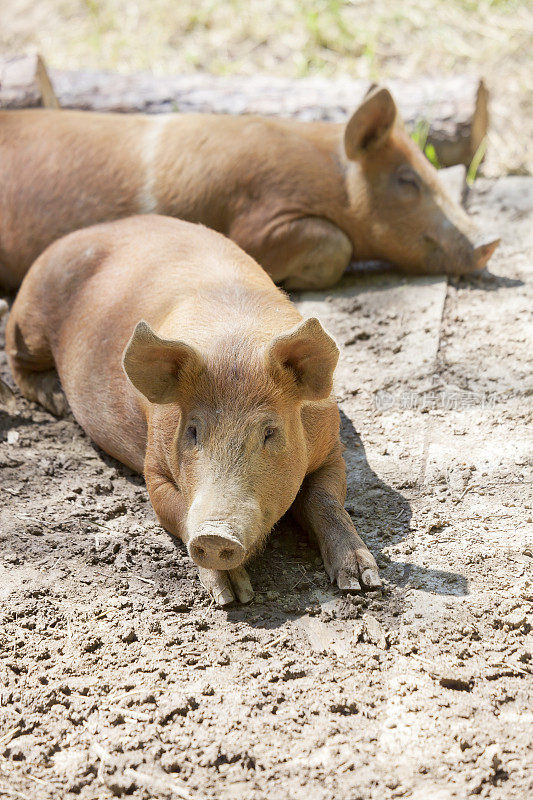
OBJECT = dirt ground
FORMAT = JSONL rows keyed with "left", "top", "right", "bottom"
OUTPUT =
{"left": 0, "top": 176, "right": 531, "bottom": 799}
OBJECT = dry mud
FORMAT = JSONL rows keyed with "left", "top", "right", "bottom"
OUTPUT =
{"left": 0, "top": 178, "right": 532, "bottom": 799}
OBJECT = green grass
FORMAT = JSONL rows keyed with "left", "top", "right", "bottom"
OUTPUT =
{"left": 411, "top": 119, "right": 441, "bottom": 169}
{"left": 2, "top": 0, "right": 527, "bottom": 78}
{"left": 467, "top": 137, "right": 488, "bottom": 185}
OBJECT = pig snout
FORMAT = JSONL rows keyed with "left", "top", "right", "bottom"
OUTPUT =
{"left": 428, "top": 193, "right": 500, "bottom": 275}
{"left": 473, "top": 236, "right": 501, "bottom": 271}
{"left": 185, "top": 480, "right": 264, "bottom": 571}
{"left": 188, "top": 525, "right": 246, "bottom": 571}
{"left": 425, "top": 229, "right": 500, "bottom": 275}
{"left": 454, "top": 234, "right": 500, "bottom": 275}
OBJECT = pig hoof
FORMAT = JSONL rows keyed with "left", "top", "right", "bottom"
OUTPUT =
{"left": 46, "top": 391, "right": 68, "bottom": 417}
{"left": 36, "top": 373, "right": 68, "bottom": 417}
{"left": 337, "top": 569, "right": 361, "bottom": 592}
{"left": 229, "top": 567, "right": 254, "bottom": 604}
{"left": 198, "top": 567, "right": 236, "bottom": 606}
{"left": 0, "top": 379, "right": 17, "bottom": 414}
{"left": 361, "top": 568, "right": 382, "bottom": 589}
{"left": 215, "top": 587, "right": 236, "bottom": 606}
{"left": 326, "top": 549, "right": 381, "bottom": 593}
{"left": 198, "top": 566, "right": 254, "bottom": 606}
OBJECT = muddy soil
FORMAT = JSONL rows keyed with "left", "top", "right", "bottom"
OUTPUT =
{"left": 0, "top": 178, "right": 532, "bottom": 799}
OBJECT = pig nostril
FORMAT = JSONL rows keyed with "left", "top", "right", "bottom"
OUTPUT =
{"left": 219, "top": 548, "right": 235, "bottom": 561}
{"left": 195, "top": 546, "right": 206, "bottom": 559}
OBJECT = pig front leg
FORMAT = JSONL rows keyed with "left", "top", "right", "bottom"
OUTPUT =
{"left": 146, "top": 469, "right": 254, "bottom": 606}
{"left": 234, "top": 215, "right": 352, "bottom": 290}
{"left": 292, "top": 457, "right": 382, "bottom": 591}
{"left": 280, "top": 217, "right": 352, "bottom": 290}
{"left": 198, "top": 566, "right": 254, "bottom": 606}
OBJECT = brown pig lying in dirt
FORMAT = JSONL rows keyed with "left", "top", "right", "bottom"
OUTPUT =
{"left": 0, "top": 87, "right": 498, "bottom": 291}
{"left": 6, "top": 215, "right": 381, "bottom": 604}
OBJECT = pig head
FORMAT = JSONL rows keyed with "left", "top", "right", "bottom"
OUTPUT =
{"left": 123, "top": 317, "right": 339, "bottom": 572}
{"left": 339, "top": 86, "right": 499, "bottom": 274}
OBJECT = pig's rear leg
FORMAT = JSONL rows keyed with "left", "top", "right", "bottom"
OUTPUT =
{"left": 13, "top": 367, "right": 68, "bottom": 417}
{"left": 292, "top": 454, "right": 382, "bottom": 591}
{"left": 199, "top": 566, "right": 254, "bottom": 606}
{"left": 6, "top": 316, "right": 67, "bottom": 417}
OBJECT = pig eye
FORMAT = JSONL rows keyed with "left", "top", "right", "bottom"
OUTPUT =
{"left": 185, "top": 424, "right": 198, "bottom": 446}
{"left": 263, "top": 426, "right": 276, "bottom": 445}
{"left": 396, "top": 167, "right": 421, "bottom": 193}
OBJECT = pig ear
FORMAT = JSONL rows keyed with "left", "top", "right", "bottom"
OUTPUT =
{"left": 344, "top": 87, "right": 397, "bottom": 160}
{"left": 123, "top": 320, "right": 204, "bottom": 404}
{"left": 268, "top": 318, "right": 339, "bottom": 401}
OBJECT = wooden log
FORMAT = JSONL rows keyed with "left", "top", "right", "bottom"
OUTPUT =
{"left": 0, "top": 54, "right": 60, "bottom": 109}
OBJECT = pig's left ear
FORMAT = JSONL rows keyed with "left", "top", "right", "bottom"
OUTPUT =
{"left": 344, "top": 86, "right": 397, "bottom": 160}
{"left": 267, "top": 318, "right": 339, "bottom": 401}
{"left": 123, "top": 320, "right": 205, "bottom": 404}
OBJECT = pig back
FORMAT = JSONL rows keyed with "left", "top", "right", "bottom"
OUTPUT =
{"left": 0, "top": 109, "right": 150, "bottom": 287}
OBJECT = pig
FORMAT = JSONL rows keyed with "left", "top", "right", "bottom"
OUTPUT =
{"left": 0, "top": 86, "right": 498, "bottom": 291}
{"left": 6, "top": 214, "right": 381, "bottom": 604}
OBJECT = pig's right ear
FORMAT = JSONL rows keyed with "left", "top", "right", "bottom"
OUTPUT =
{"left": 344, "top": 86, "right": 397, "bottom": 160}
{"left": 267, "top": 318, "right": 339, "bottom": 401}
{"left": 122, "top": 320, "right": 204, "bottom": 404}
